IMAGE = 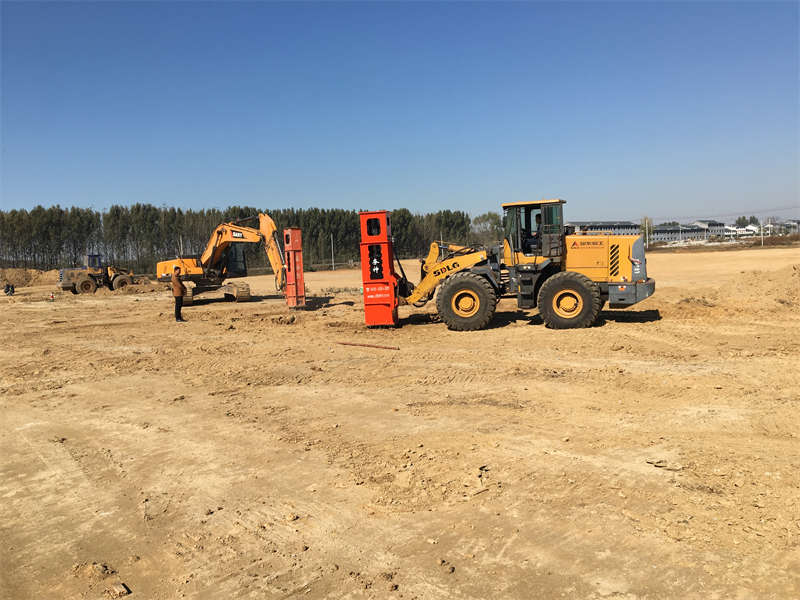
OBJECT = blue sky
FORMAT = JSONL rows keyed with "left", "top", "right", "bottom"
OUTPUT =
{"left": 1, "top": 1, "right": 798, "bottom": 221}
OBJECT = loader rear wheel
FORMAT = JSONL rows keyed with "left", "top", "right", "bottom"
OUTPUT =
{"left": 77, "top": 278, "right": 97, "bottom": 294}
{"left": 112, "top": 275, "right": 132, "bottom": 290}
{"left": 436, "top": 272, "right": 497, "bottom": 331}
{"left": 537, "top": 271, "right": 601, "bottom": 329}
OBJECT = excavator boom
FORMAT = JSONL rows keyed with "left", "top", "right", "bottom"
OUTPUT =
{"left": 200, "top": 224, "right": 263, "bottom": 271}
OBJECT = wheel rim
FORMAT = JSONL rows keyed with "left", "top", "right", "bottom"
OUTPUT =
{"left": 552, "top": 289, "right": 583, "bottom": 318}
{"left": 79, "top": 281, "right": 94, "bottom": 293}
{"left": 117, "top": 279, "right": 129, "bottom": 288}
{"left": 451, "top": 290, "right": 480, "bottom": 318}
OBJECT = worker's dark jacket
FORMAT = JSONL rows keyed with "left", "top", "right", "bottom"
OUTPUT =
{"left": 171, "top": 271, "right": 186, "bottom": 297}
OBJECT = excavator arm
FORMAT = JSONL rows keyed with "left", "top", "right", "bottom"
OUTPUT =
{"left": 193, "top": 214, "right": 286, "bottom": 291}
{"left": 400, "top": 242, "right": 488, "bottom": 305}
{"left": 200, "top": 224, "right": 262, "bottom": 268}
{"left": 258, "top": 213, "right": 287, "bottom": 291}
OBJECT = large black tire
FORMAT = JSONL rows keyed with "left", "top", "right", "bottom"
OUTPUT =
{"left": 112, "top": 275, "right": 132, "bottom": 290}
{"left": 537, "top": 271, "right": 601, "bottom": 329}
{"left": 77, "top": 278, "right": 97, "bottom": 294}
{"left": 436, "top": 272, "right": 497, "bottom": 331}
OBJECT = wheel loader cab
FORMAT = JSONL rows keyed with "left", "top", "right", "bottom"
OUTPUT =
{"left": 502, "top": 199, "right": 565, "bottom": 266}
{"left": 85, "top": 254, "right": 104, "bottom": 274}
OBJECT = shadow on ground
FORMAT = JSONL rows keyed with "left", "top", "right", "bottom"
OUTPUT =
{"left": 400, "top": 310, "right": 536, "bottom": 329}
{"left": 186, "top": 294, "right": 284, "bottom": 306}
{"left": 305, "top": 296, "right": 356, "bottom": 310}
{"left": 397, "top": 308, "right": 662, "bottom": 330}
{"left": 595, "top": 309, "right": 662, "bottom": 325}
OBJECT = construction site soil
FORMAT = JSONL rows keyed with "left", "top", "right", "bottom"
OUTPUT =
{"left": 1, "top": 246, "right": 798, "bottom": 599}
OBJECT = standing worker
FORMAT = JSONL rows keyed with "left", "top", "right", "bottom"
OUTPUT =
{"left": 171, "top": 265, "right": 187, "bottom": 322}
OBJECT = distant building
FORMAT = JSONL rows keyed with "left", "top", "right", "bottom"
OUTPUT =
{"left": 568, "top": 221, "right": 640, "bottom": 236}
{"left": 774, "top": 220, "right": 799, "bottom": 234}
{"left": 692, "top": 220, "right": 726, "bottom": 238}
{"left": 725, "top": 226, "right": 754, "bottom": 237}
{"left": 763, "top": 223, "right": 779, "bottom": 235}
{"left": 651, "top": 224, "right": 705, "bottom": 242}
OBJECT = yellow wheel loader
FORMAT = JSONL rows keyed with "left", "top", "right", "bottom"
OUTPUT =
{"left": 359, "top": 199, "right": 655, "bottom": 330}
{"left": 58, "top": 254, "right": 137, "bottom": 294}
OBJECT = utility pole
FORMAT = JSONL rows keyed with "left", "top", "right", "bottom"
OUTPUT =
{"left": 330, "top": 233, "right": 335, "bottom": 271}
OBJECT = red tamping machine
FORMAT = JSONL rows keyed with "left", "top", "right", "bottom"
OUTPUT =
{"left": 359, "top": 210, "right": 401, "bottom": 326}
{"left": 283, "top": 227, "right": 305, "bottom": 308}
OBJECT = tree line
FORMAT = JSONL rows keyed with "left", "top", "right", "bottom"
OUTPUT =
{"left": 0, "top": 204, "right": 503, "bottom": 273}
{"left": 734, "top": 216, "right": 760, "bottom": 227}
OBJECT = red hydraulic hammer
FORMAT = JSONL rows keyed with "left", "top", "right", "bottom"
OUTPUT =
{"left": 359, "top": 211, "right": 400, "bottom": 326}
{"left": 283, "top": 227, "right": 305, "bottom": 308}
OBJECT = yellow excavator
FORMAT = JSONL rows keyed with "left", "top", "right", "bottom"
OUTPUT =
{"left": 361, "top": 199, "right": 655, "bottom": 330}
{"left": 156, "top": 213, "right": 287, "bottom": 305}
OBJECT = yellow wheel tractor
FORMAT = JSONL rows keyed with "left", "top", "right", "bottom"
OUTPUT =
{"left": 359, "top": 200, "right": 655, "bottom": 330}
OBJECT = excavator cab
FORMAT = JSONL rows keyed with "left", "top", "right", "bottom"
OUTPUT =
{"left": 502, "top": 199, "right": 565, "bottom": 266}
{"left": 222, "top": 243, "right": 248, "bottom": 278}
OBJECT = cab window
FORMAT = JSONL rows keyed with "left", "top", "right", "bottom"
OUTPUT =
{"left": 503, "top": 207, "right": 519, "bottom": 247}
{"left": 541, "top": 204, "right": 562, "bottom": 234}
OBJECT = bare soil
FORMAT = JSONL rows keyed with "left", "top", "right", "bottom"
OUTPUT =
{"left": 0, "top": 267, "right": 59, "bottom": 287}
{"left": 1, "top": 247, "right": 799, "bottom": 599}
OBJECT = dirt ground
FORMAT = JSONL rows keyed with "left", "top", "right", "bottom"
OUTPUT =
{"left": 1, "top": 246, "right": 799, "bottom": 599}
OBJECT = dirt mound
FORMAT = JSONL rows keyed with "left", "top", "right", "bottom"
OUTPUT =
{"left": 728, "top": 263, "right": 800, "bottom": 308}
{"left": 31, "top": 269, "right": 59, "bottom": 286}
{"left": 0, "top": 268, "right": 58, "bottom": 287}
{"left": 667, "top": 264, "right": 800, "bottom": 319}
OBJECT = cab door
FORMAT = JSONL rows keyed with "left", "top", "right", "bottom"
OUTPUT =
{"left": 502, "top": 206, "right": 519, "bottom": 266}
{"left": 539, "top": 203, "right": 564, "bottom": 258}
{"left": 224, "top": 242, "right": 248, "bottom": 278}
{"left": 506, "top": 205, "right": 546, "bottom": 266}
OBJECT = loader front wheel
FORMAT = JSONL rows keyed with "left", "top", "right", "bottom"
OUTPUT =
{"left": 77, "top": 278, "right": 97, "bottom": 294}
{"left": 537, "top": 271, "right": 601, "bottom": 329}
{"left": 437, "top": 272, "right": 497, "bottom": 331}
{"left": 112, "top": 275, "right": 132, "bottom": 290}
